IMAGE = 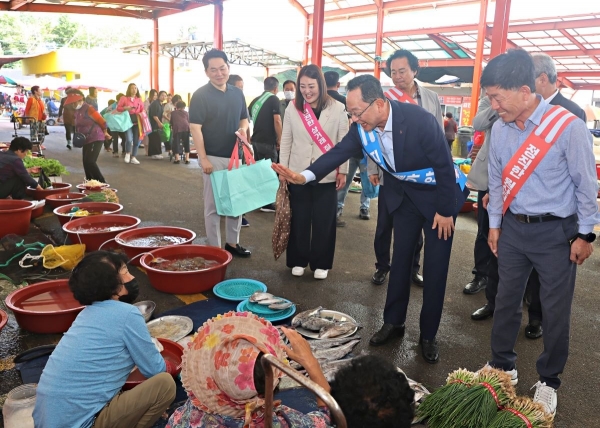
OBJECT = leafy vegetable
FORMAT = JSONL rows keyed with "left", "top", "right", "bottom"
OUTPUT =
{"left": 23, "top": 157, "right": 69, "bottom": 177}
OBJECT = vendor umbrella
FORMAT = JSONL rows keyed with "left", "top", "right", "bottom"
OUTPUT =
{"left": 58, "top": 79, "right": 118, "bottom": 93}
{"left": 0, "top": 75, "right": 18, "bottom": 85}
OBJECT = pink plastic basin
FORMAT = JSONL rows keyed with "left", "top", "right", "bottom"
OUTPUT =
{"left": 0, "top": 200, "right": 35, "bottom": 238}
{"left": 63, "top": 214, "right": 140, "bottom": 252}
{"left": 4, "top": 279, "right": 84, "bottom": 333}
{"left": 45, "top": 193, "right": 87, "bottom": 209}
{"left": 53, "top": 202, "right": 124, "bottom": 226}
{"left": 140, "top": 245, "right": 232, "bottom": 294}
{"left": 115, "top": 226, "right": 197, "bottom": 266}
{"left": 123, "top": 338, "right": 183, "bottom": 390}
{"left": 25, "top": 182, "right": 72, "bottom": 199}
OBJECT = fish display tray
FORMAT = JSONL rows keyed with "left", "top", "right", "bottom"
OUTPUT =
{"left": 213, "top": 279, "right": 267, "bottom": 301}
{"left": 292, "top": 310, "right": 358, "bottom": 340}
{"left": 146, "top": 315, "right": 193, "bottom": 342}
{"left": 237, "top": 298, "right": 296, "bottom": 322}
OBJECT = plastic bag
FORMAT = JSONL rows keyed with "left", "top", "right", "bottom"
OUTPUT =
{"left": 41, "top": 244, "right": 86, "bottom": 270}
{"left": 38, "top": 168, "right": 52, "bottom": 189}
{"left": 160, "top": 123, "right": 171, "bottom": 143}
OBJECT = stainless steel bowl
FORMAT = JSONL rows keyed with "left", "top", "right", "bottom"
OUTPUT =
{"left": 134, "top": 300, "right": 156, "bottom": 322}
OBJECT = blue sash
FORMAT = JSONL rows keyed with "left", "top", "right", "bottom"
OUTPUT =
{"left": 357, "top": 124, "right": 466, "bottom": 189}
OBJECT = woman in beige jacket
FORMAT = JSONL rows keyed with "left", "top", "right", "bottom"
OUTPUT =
{"left": 279, "top": 65, "right": 349, "bottom": 280}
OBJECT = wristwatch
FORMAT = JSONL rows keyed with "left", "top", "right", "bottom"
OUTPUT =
{"left": 576, "top": 233, "right": 596, "bottom": 243}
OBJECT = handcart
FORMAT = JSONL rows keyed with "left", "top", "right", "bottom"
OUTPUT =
{"left": 10, "top": 115, "right": 45, "bottom": 156}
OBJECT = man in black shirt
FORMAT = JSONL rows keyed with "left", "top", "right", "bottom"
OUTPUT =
{"left": 189, "top": 49, "right": 251, "bottom": 257}
{"left": 324, "top": 71, "right": 346, "bottom": 107}
{"left": 148, "top": 91, "right": 167, "bottom": 159}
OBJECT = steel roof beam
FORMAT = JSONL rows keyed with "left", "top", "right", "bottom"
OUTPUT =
{"left": 428, "top": 34, "right": 461, "bottom": 59}
{"left": 0, "top": 2, "right": 152, "bottom": 18}
{"left": 557, "top": 29, "right": 600, "bottom": 66}
{"left": 322, "top": 51, "right": 357, "bottom": 73}
{"left": 558, "top": 71, "right": 600, "bottom": 78}
{"left": 342, "top": 41, "right": 375, "bottom": 63}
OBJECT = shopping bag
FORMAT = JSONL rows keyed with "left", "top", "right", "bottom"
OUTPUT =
{"left": 272, "top": 181, "right": 291, "bottom": 260}
{"left": 359, "top": 156, "right": 379, "bottom": 199}
{"left": 103, "top": 110, "right": 133, "bottom": 133}
{"left": 210, "top": 136, "right": 278, "bottom": 217}
{"left": 138, "top": 110, "right": 152, "bottom": 137}
{"left": 160, "top": 123, "right": 171, "bottom": 143}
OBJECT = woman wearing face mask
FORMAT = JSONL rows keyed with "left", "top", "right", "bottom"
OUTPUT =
{"left": 279, "top": 65, "right": 349, "bottom": 280}
{"left": 116, "top": 83, "right": 145, "bottom": 165}
{"left": 64, "top": 90, "right": 111, "bottom": 183}
{"left": 33, "top": 251, "right": 176, "bottom": 428}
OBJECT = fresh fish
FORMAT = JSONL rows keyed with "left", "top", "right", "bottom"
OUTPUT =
{"left": 269, "top": 301, "right": 293, "bottom": 310}
{"left": 309, "top": 336, "right": 361, "bottom": 351}
{"left": 300, "top": 316, "right": 336, "bottom": 332}
{"left": 313, "top": 339, "right": 360, "bottom": 362}
{"left": 249, "top": 292, "right": 274, "bottom": 302}
{"left": 318, "top": 321, "right": 359, "bottom": 339}
{"left": 291, "top": 306, "right": 323, "bottom": 327}
{"left": 257, "top": 298, "right": 285, "bottom": 306}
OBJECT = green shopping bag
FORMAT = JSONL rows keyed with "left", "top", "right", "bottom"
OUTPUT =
{"left": 160, "top": 123, "right": 171, "bottom": 143}
{"left": 210, "top": 137, "right": 278, "bottom": 217}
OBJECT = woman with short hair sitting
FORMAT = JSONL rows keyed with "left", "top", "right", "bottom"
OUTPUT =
{"left": 34, "top": 251, "right": 176, "bottom": 428}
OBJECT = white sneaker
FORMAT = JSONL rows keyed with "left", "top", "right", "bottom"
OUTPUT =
{"left": 291, "top": 267, "right": 305, "bottom": 277}
{"left": 130, "top": 157, "right": 140, "bottom": 165}
{"left": 124, "top": 153, "right": 131, "bottom": 164}
{"left": 481, "top": 363, "right": 518, "bottom": 385}
{"left": 151, "top": 154, "right": 164, "bottom": 159}
{"left": 314, "top": 269, "right": 328, "bottom": 279}
{"left": 532, "top": 381, "right": 557, "bottom": 416}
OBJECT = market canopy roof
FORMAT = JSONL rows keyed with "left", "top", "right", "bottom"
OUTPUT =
{"left": 291, "top": 0, "right": 600, "bottom": 89}
{"left": 0, "top": 0, "right": 223, "bottom": 19}
{"left": 122, "top": 39, "right": 302, "bottom": 68}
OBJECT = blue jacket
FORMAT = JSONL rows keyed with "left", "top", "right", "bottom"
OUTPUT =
{"left": 307, "top": 100, "right": 468, "bottom": 220}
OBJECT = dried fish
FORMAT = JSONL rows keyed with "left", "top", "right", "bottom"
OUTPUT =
{"left": 313, "top": 339, "right": 359, "bottom": 362}
{"left": 308, "top": 336, "right": 361, "bottom": 351}
{"left": 249, "top": 292, "right": 274, "bottom": 302}
{"left": 319, "top": 321, "right": 359, "bottom": 339}
{"left": 301, "top": 316, "right": 336, "bottom": 332}
{"left": 291, "top": 307, "right": 323, "bottom": 327}
{"left": 269, "top": 301, "right": 293, "bottom": 310}
{"left": 257, "top": 298, "right": 285, "bottom": 306}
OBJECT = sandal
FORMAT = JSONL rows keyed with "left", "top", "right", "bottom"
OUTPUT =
{"left": 174, "top": 160, "right": 180, "bottom": 164}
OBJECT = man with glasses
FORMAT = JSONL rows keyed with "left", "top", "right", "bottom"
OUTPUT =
{"left": 273, "top": 75, "right": 467, "bottom": 363}
{"left": 370, "top": 49, "right": 444, "bottom": 288}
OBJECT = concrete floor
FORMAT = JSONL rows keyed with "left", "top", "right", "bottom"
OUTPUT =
{"left": 1, "top": 118, "right": 599, "bottom": 426}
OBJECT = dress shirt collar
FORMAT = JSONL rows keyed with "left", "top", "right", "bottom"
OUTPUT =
{"left": 503, "top": 94, "right": 546, "bottom": 129}
{"left": 376, "top": 102, "right": 394, "bottom": 135}
{"left": 546, "top": 89, "right": 559, "bottom": 103}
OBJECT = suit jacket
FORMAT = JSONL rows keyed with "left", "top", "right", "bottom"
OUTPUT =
{"left": 467, "top": 95, "right": 498, "bottom": 191}
{"left": 551, "top": 92, "right": 587, "bottom": 121}
{"left": 307, "top": 100, "right": 468, "bottom": 221}
{"left": 280, "top": 99, "right": 349, "bottom": 184}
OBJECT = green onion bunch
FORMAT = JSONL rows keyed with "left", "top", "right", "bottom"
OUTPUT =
{"left": 488, "top": 397, "right": 554, "bottom": 428}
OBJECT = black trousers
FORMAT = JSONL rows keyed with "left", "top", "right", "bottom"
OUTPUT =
{"left": 64, "top": 124, "right": 74, "bottom": 142}
{"left": 82, "top": 141, "right": 105, "bottom": 182}
{"left": 472, "top": 190, "right": 494, "bottom": 277}
{"left": 382, "top": 187, "right": 455, "bottom": 340}
{"left": 172, "top": 131, "right": 190, "bottom": 155}
{"left": 148, "top": 131, "right": 162, "bottom": 156}
{"left": 109, "top": 129, "right": 125, "bottom": 153}
{"left": 374, "top": 184, "right": 422, "bottom": 274}
{"left": 0, "top": 177, "right": 27, "bottom": 199}
{"left": 253, "top": 141, "right": 278, "bottom": 163}
{"left": 287, "top": 182, "right": 337, "bottom": 271}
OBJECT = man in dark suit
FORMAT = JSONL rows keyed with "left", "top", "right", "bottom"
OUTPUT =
{"left": 273, "top": 75, "right": 468, "bottom": 363}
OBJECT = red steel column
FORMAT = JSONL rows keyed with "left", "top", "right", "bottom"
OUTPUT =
{"left": 489, "top": 0, "right": 511, "bottom": 59}
{"left": 213, "top": 1, "right": 223, "bottom": 50}
{"left": 152, "top": 17, "right": 159, "bottom": 90}
{"left": 149, "top": 46, "right": 153, "bottom": 90}
{"left": 374, "top": 5, "right": 384, "bottom": 79}
{"left": 169, "top": 56, "right": 175, "bottom": 95}
{"left": 311, "top": 0, "right": 325, "bottom": 66}
{"left": 468, "top": 0, "right": 489, "bottom": 125}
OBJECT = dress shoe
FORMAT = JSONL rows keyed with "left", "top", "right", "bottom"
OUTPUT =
{"left": 369, "top": 323, "right": 405, "bottom": 346}
{"left": 525, "top": 319, "right": 543, "bottom": 339}
{"left": 371, "top": 269, "right": 389, "bottom": 285}
{"left": 419, "top": 335, "right": 439, "bottom": 364}
{"left": 463, "top": 276, "right": 487, "bottom": 294}
{"left": 412, "top": 272, "right": 423, "bottom": 287}
{"left": 224, "top": 243, "right": 251, "bottom": 257}
{"left": 471, "top": 304, "right": 494, "bottom": 321}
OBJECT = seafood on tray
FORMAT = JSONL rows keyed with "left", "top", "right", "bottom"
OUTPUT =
{"left": 292, "top": 307, "right": 361, "bottom": 339}
{"left": 249, "top": 292, "right": 294, "bottom": 310}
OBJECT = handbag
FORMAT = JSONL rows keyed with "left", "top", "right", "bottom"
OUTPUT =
{"left": 73, "top": 108, "right": 97, "bottom": 148}
{"left": 210, "top": 134, "right": 279, "bottom": 217}
{"left": 272, "top": 181, "right": 291, "bottom": 260}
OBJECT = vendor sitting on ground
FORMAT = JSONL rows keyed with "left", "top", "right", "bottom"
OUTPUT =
{"left": 34, "top": 251, "right": 176, "bottom": 428}
{"left": 167, "top": 312, "right": 333, "bottom": 427}
{"left": 0, "top": 137, "right": 41, "bottom": 199}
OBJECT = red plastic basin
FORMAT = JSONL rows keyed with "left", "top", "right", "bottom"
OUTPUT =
{"left": 45, "top": 193, "right": 87, "bottom": 209}
{"left": 140, "top": 245, "right": 232, "bottom": 294}
{"left": 53, "top": 202, "right": 124, "bottom": 226}
{"left": 123, "top": 338, "right": 183, "bottom": 391}
{"left": 4, "top": 279, "right": 84, "bottom": 333}
{"left": 0, "top": 309, "right": 8, "bottom": 334}
{"left": 115, "top": 226, "right": 197, "bottom": 266}
{"left": 25, "top": 182, "right": 72, "bottom": 199}
{"left": 0, "top": 200, "right": 35, "bottom": 238}
{"left": 63, "top": 214, "right": 140, "bottom": 252}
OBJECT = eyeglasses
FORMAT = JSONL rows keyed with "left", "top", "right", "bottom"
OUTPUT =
{"left": 349, "top": 100, "right": 375, "bottom": 119}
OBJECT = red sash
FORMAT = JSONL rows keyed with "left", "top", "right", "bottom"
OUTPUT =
{"left": 384, "top": 87, "right": 417, "bottom": 105}
{"left": 501, "top": 105, "right": 577, "bottom": 214}
{"left": 297, "top": 102, "right": 335, "bottom": 154}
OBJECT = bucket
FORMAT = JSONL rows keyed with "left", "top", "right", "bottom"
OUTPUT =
{"left": 2, "top": 384, "right": 37, "bottom": 428}
{"left": 0, "top": 200, "right": 35, "bottom": 238}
